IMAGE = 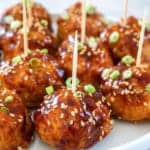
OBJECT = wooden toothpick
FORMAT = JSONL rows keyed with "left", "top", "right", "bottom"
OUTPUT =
{"left": 81, "top": 0, "right": 86, "bottom": 43}
{"left": 72, "top": 31, "right": 78, "bottom": 93}
{"left": 27, "top": 0, "right": 33, "bottom": 28}
{"left": 136, "top": 9, "right": 147, "bottom": 66}
{"left": 124, "top": 0, "right": 128, "bottom": 25}
{"left": 22, "top": 0, "right": 29, "bottom": 56}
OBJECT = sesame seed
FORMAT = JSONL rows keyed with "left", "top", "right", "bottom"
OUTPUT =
{"left": 74, "top": 108, "right": 78, "bottom": 113}
{"left": 60, "top": 113, "right": 64, "bottom": 119}
{"left": 9, "top": 113, "right": 15, "bottom": 117}
{"left": 144, "top": 102, "right": 148, "bottom": 106}
{"left": 81, "top": 120, "right": 85, "bottom": 127}
{"left": 71, "top": 111, "right": 76, "bottom": 117}
{"left": 24, "top": 75, "right": 28, "bottom": 81}
{"left": 61, "top": 103, "right": 68, "bottom": 109}
{"left": 69, "top": 120, "right": 74, "bottom": 125}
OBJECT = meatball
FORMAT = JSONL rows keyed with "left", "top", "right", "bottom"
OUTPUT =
{"left": 2, "top": 2, "right": 52, "bottom": 29}
{"left": 0, "top": 81, "right": 33, "bottom": 150}
{"left": 57, "top": 35, "right": 113, "bottom": 87}
{"left": 34, "top": 88, "right": 112, "bottom": 150}
{"left": 100, "top": 16, "right": 150, "bottom": 63}
{"left": 100, "top": 62, "right": 150, "bottom": 121}
{"left": 0, "top": 50, "right": 63, "bottom": 107}
{"left": 57, "top": 2, "right": 108, "bottom": 43}
{"left": 0, "top": 3, "right": 56, "bottom": 60}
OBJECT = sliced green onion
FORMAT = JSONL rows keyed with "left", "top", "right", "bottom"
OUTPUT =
{"left": 29, "top": 58, "right": 41, "bottom": 68}
{"left": 109, "top": 31, "right": 120, "bottom": 44}
{"left": 74, "top": 91, "right": 84, "bottom": 98}
{"left": 86, "top": 4, "right": 95, "bottom": 15}
{"left": 0, "top": 106, "right": 9, "bottom": 114}
{"left": 12, "top": 56, "right": 22, "bottom": 65}
{"left": 40, "top": 48, "right": 48, "bottom": 55}
{"left": 84, "top": 84, "right": 96, "bottom": 94}
{"left": 10, "top": 20, "right": 22, "bottom": 31}
{"left": 77, "top": 43, "right": 84, "bottom": 51}
{"left": 4, "top": 15, "right": 14, "bottom": 24}
{"left": 27, "top": 49, "right": 32, "bottom": 55}
{"left": 101, "top": 68, "right": 112, "bottom": 80}
{"left": 45, "top": 86, "right": 54, "bottom": 95}
{"left": 122, "top": 70, "right": 133, "bottom": 80}
{"left": 40, "top": 19, "right": 48, "bottom": 26}
{"left": 65, "top": 77, "right": 80, "bottom": 88}
{"left": 100, "top": 17, "right": 109, "bottom": 24}
{"left": 145, "top": 84, "right": 150, "bottom": 92}
{"left": 62, "top": 13, "right": 70, "bottom": 20}
{"left": 88, "top": 37, "right": 98, "bottom": 49}
{"left": 109, "top": 70, "right": 120, "bottom": 80}
{"left": 145, "top": 21, "right": 150, "bottom": 30}
{"left": 121, "top": 55, "right": 134, "bottom": 65}
{"left": 4, "top": 95, "right": 14, "bottom": 103}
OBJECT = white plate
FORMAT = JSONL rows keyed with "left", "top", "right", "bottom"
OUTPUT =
{"left": 1, "top": 0, "right": 150, "bottom": 150}
{"left": 29, "top": 120, "right": 150, "bottom": 150}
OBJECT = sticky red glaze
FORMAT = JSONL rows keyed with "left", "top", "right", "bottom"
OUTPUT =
{"left": 100, "top": 16, "right": 150, "bottom": 63}
{"left": 100, "top": 64, "right": 150, "bottom": 121}
{"left": 0, "top": 3, "right": 56, "bottom": 61}
{"left": 0, "top": 83, "right": 33, "bottom": 150}
{"left": 1, "top": 51, "right": 63, "bottom": 107}
{"left": 57, "top": 2, "right": 107, "bottom": 42}
{"left": 34, "top": 88, "right": 112, "bottom": 150}
{"left": 57, "top": 36, "right": 113, "bottom": 87}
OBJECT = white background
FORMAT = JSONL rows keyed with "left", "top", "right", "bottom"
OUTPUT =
{"left": 0, "top": 0, "right": 150, "bottom": 20}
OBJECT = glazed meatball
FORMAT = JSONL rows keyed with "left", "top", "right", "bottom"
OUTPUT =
{"left": 57, "top": 35, "right": 113, "bottom": 87}
{"left": 0, "top": 3, "right": 56, "bottom": 60}
{"left": 0, "top": 50, "right": 63, "bottom": 107}
{"left": 100, "top": 16, "right": 150, "bottom": 63}
{"left": 2, "top": 2, "right": 52, "bottom": 29}
{"left": 34, "top": 88, "right": 112, "bottom": 150}
{"left": 0, "top": 81, "right": 33, "bottom": 150}
{"left": 57, "top": 2, "right": 108, "bottom": 42}
{"left": 100, "top": 61, "right": 150, "bottom": 121}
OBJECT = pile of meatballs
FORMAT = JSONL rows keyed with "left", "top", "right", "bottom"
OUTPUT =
{"left": 0, "top": 1, "right": 150, "bottom": 150}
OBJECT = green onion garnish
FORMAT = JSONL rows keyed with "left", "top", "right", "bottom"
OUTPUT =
{"left": 88, "top": 37, "right": 98, "bottom": 49}
{"left": 4, "top": 95, "right": 14, "bottom": 103}
{"left": 86, "top": 4, "right": 95, "bottom": 15}
{"left": 62, "top": 13, "right": 70, "bottom": 20}
{"left": 74, "top": 91, "right": 84, "bottom": 98}
{"left": 45, "top": 86, "right": 54, "bottom": 95}
{"left": 40, "top": 48, "right": 48, "bottom": 55}
{"left": 109, "top": 31, "right": 120, "bottom": 44}
{"left": 145, "top": 84, "right": 150, "bottom": 92}
{"left": 65, "top": 77, "right": 80, "bottom": 88}
{"left": 77, "top": 43, "right": 84, "bottom": 51}
{"left": 121, "top": 55, "right": 134, "bottom": 65}
{"left": 40, "top": 19, "right": 48, "bottom": 26}
{"left": 84, "top": 84, "right": 96, "bottom": 94}
{"left": 0, "top": 106, "right": 9, "bottom": 114}
{"left": 29, "top": 58, "right": 41, "bottom": 68}
{"left": 145, "top": 21, "right": 150, "bottom": 30}
{"left": 10, "top": 20, "right": 22, "bottom": 31}
{"left": 122, "top": 70, "right": 133, "bottom": 80}
{"left": 109, "top": 70, "right": 120, "bottom": 80}
{"left": 4, "top": 15, "right": 14, "bottom": 24}
{"left": 101, "top": 68, "right": 112, "bottom": 80}
{"left": 12, "top": 56, "right": 22, "bottom": 65}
